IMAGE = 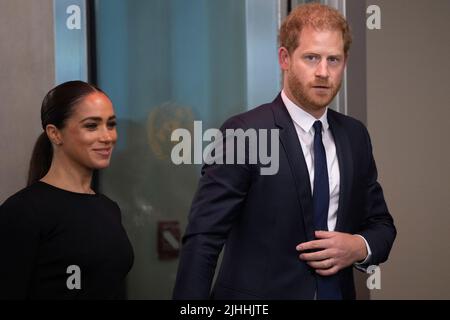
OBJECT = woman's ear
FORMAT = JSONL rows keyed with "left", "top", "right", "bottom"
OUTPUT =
{"left": 45, "top": 124, "right": 63, "bottom": 146}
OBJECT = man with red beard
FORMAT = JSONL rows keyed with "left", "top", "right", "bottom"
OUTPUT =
{"left": 173, "top": 3, "right": 396, "bottom": 300}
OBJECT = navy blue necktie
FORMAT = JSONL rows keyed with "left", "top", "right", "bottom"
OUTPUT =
{"left": 312, "top": 120, "right": 342, "bottom": 300}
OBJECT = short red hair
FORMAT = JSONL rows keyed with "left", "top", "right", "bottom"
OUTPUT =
{"left": 279, "top": 3, "right": 352, "bottom": 57}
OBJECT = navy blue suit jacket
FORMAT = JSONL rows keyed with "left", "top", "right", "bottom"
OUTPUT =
{"left": 173, "top": 94, "right": 396, "bottom": 300}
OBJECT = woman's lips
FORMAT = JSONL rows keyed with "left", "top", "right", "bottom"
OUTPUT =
{"left": 93, "top": 148, "right": 112, "bottom": 156}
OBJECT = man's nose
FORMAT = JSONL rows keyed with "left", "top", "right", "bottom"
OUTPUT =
{"left": 315, "top": 60, "right": 330, "bottom": 79}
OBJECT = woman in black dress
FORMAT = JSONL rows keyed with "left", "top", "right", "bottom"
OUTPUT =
{"left": 0, "top": 81, "right": 134, "bottom": 299}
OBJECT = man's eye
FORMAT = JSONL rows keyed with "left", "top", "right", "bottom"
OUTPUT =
{"left": 305, "top": 55, "right": 318, "bottom": 61}
{"left": 328, "top": 57, "right": 340, "bottom": 64}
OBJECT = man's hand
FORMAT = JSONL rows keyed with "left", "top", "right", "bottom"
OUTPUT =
{"left": 296, "top": 231, "right": 368, "bottom": 276}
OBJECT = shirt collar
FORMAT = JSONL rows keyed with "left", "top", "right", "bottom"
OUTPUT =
{"left": 281, "top": 89, "right": 329, "bottom": 134}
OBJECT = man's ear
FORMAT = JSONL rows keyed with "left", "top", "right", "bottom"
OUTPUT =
{"left": 45, "top": 124, "right": 63, "bottom": 146}
{"left": 343, "top": 52, "right": 349, "bottom": 68}
{"left": 279, "top": 47, "right": 291, "bottom": 71}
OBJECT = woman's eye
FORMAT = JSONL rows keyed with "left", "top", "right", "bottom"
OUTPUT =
{"left": 107, "top": 122, "right": 117, "bottom": 129}
{"left": 85, "top": 123, "right": 97, "bottom": 130}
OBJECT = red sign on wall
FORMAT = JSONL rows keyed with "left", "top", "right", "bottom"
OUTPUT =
{"left": 157, "top": 221, "right": 181, "bottom": 260}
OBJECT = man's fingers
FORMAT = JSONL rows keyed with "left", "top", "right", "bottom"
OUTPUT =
{"left": 296, "top": 239, "right": 329, "bottom": 251}
{"left": 316, "top": 265, "right": 340, "bottom": 276}
{"left": 315, "top": 230, "right": 337, "bottom": 239}
{"left": 299, "top": 249, "right": 332, "bottom": 261}
{"left": 306, "top": 258, "right": 334, "bottom": 270}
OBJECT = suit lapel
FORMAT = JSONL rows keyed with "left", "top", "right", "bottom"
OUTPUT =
{"left": 327, "top": 109, "right": 353, "bottom": 232}
{"left": 271, "top": 96, "right": 354, "bottom": 237}
{"left": 271, "top": 95, "right": 315, "bottom": 241}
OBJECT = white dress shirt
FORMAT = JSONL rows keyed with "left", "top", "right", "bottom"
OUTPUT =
{"left": 281, "top": 90, "right": 371, "bottom": 266}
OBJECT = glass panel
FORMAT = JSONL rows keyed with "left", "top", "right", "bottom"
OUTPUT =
{"left": 94, "top": 0, "right": 280, "bottom": 299}
{"left": 54, "top": 0, "right": 89, "bottom": 83}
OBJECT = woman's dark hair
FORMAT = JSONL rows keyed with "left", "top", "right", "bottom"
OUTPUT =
{"left": 27, "top": 81, "right": 104, "bottom": 186}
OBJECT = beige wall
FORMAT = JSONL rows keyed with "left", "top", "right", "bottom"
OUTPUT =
{"left": 366, "top": 0, "right": 450, "bottom": 299}
{"left": 0, "top": 0, "right": 55, "bottom": 203}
